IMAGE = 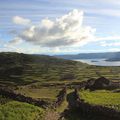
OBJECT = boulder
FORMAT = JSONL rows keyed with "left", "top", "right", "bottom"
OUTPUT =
{"left": 91, "top": 77, "right": 111, "bottom": 90}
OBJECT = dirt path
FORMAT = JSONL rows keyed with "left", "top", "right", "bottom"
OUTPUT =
{"left": 61, "top": 90, "right": 87, "bottom": 120}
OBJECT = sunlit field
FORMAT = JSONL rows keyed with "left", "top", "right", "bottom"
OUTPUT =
{"left": 79, "top": 90, "right": 120, "bottom": 111}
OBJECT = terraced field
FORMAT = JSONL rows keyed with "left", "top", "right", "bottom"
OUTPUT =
{"left": 79, "top": 90, "right": 120, "bottom": 111}
{"left": 0, "top": 52, "right": 120, "bottom": 120}
{"left": 15, "top": 86, "right": 60, "bottom": 101}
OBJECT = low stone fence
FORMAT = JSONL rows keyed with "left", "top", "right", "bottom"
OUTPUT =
{"left": 74, "top": 88, "right": 120, "bottom": 120}
{"left": 0, "top": 88, "right": 49, "bottom": 108}
{"left": 53, "top": 87, "right": 67, "bottom": 108}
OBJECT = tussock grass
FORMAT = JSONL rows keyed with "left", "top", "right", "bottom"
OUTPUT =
{"left": 0, "top": 101, "right": 45, "bottom": 120}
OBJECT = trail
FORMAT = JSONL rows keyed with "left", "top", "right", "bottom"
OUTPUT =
{"left": 61, "top": 90, "right": 87, "bottom": 120}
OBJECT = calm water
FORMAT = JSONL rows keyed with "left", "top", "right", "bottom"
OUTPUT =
{"left": 74, "top": 59, "right": 120, "bottom": 66}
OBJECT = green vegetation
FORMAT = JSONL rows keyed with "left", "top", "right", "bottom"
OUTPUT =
{"left": 56, "top": 100, "right": 68, "bottom": 113}
{"left": 0, "top": 52, "right": 119, "bottom": 88}
{"left": 0, "top": 100, "right": 45, "bottom": 120}
{"left": 79, "top": 90, "right": 120, "bottom": 111}
{"left": 0, "top": 52, "right": 88, "bottom": 86}
{"left": 0, "top": 52, "right": 120, "bottom": 120}
{"left": 16, "top": 87, "right": 60, "bottom": 101}
{"left": 0, "top": 95, "right": 11, "bottom": 105}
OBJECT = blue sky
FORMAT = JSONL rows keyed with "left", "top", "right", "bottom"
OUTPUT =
{"left": 0, "top": 0, "right": 120, "bottom": 54}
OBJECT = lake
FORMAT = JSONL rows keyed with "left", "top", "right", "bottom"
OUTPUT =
{"left": 74, "top": 59, "right": 120, "bottom": 66}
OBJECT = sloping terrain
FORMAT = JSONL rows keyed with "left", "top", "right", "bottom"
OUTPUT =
{"left": 0, "top": 52, "right": 87, "bottom": 87}
{"left": 79, "top": 90, "right": 120, "bottom": 111}
{"left": 0, "top": 52, "right": 120, "bottom": 120}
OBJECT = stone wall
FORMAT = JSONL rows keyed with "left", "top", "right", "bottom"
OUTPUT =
{"left": 73, "top": 88, "right": 120, "bottom": 120}
{"left": 0, "top": 88, "right": 49, "bottom": 108}
{"left": 53, "top": 87, "right": 67, "bottom": 108}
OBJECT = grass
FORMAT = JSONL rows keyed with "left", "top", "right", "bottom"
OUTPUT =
{"left": 0, "top": 100, "right": 45, "bottom": 120}
{"left": 79, "top": 90, "right": 120, "bottom": 111}
{"left": 0, "top": 52, "right": 89, "bottom": 86}
{"left": 0, "top": 52, "right": 120, "bottom": 119}
{"left": 0, "top": 52, "right": 120, "bottom": 88}
{"left": 56, "top": 100, "right": 68, "bottom": 113}
{"left": 15, "top": 87, "right": 60, "bottom": 101}
{"left": 0, "top": 95, "right": 11, "bottom": 105}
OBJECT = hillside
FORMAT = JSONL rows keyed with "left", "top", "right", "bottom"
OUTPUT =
{"left": 0, "top": 52, "right": 120, "bottom": 120}
{"left": 0, "top": 52, "right": 88, "bottom": 87}
{"left": 0, "top": 52, "right": 120, "bottom": 88}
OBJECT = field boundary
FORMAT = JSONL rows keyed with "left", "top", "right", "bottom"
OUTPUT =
{"left": 74, "top": 88, "right": 120, "bottom": 120}
{"left": 0, "top": 88, "right": 49, "bottom": 108}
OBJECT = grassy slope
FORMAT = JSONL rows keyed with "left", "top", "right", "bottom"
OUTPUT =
{"left": 79, "top": 90, "right": 120, "bottom": 111}
{"left": 0, "top": 52, "right": 120, "bottom": 120}
{"left": 0, "top": 96, "right": 45, "bottom": 120}
{"left": 0, "top": 52, "right": 87, "bottom": 101}
{"left": 0, "top": 52, "right": 120, "bottom": 103}
{"left": 0, "top": 52, "right": 87, "bottom": 86}
{"left": 0, "top": 52, "right": 119, "bottom": 87}
{"left": 15, "top": 87, "right": 60, "bottom": 101}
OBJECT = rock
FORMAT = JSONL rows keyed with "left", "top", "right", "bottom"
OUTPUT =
{"left": 91, "top": 77, "right": 110, "bottom": 90}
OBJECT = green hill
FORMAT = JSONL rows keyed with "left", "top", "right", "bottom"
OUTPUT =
{"left": 0, "top": 52, "right": 120, "bottom": 120}
{"left": 0, "top": 52, "right": 120, "bottom": 88}
{"left": 0, "top": 52, "right": 88, "bottom": 87}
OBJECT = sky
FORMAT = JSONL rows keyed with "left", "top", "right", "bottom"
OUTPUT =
{"left": 0, "top": 0, "right": 120, "bottom": 54}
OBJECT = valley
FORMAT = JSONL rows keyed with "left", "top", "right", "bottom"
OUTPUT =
{"left": 0, "top": 52, "right": 120, "bottom": 120}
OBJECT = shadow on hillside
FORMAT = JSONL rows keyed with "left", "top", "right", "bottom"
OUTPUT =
{"left": 0, "top": 76, "right": 31, "bottom": 87}
{"left": 64, "top": 91, "right": 114, "bottom": 120}
{"left": 66, "top": 92, "right": 76, "bottom": 108}
{"left": 63, "top": 107, "right": 113, "bottom": 120}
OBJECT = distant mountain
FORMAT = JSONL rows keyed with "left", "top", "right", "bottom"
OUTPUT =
{"left": 55, "top": 52, "right": 120, "bottom": 60}
{"left": 106, "top": 52, "right": 120, "bottom": 61}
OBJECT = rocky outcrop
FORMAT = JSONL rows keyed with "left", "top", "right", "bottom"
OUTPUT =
{"left": 93, "top": 77, "right": 110, "bottom": 88}
{"left": 85, "top": 77, "right": 112, "bottom": 90}
{"left": 85, "top": 78, "right": 95, "bottom": 90}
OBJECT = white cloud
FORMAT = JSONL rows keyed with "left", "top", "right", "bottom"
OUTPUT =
{"left": 13, "top": 16, "right": 31, "bottom": 25}
{"left": 97, "top": 36, "right": 120, "bottom": 41}
{"left": 84, "top": 8, "right": 120, "bottom": 18}
{"left": 13, "top": 9, "right": 95, "bottom": 47}
{"left": 10, "top": 9, "right": 120, "bottom": 54}
{"left": 8, "top": 37, "right": 23, "bottom": 46}
{"left": 3, "top": 43, "right": 50, "bottom": 54}
{"left": 108, "top": 48, "right": 120, "bottom": 52}
{"left": 101, "top": 41, "right": 120, "bottom": 47}
{"left": 4, "top": 37, "right": 23, "bottom": 49}
{"left": 101, "top": 0, "right": 120, "bottom": 5}
{"left": 84, "top": 0, "right": 120, "bottom": 6}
